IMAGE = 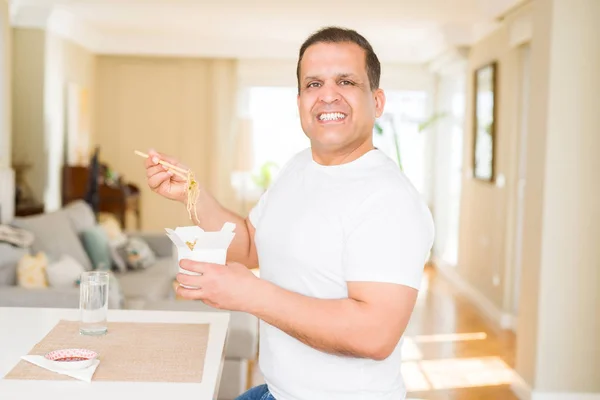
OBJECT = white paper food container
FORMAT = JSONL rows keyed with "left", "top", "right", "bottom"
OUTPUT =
{"left": 165, "top": 222, "right": 236, "bottom": 288}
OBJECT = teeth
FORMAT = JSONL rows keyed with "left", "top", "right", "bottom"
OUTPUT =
{"left": 319, "top": 112, "right": 346, "bottom": 121}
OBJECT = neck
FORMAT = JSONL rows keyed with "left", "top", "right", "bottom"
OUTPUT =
{"left": 311, "top": 138, "right": 374, "bottom": 166}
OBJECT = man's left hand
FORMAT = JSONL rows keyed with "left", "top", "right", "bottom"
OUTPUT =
{"left": 176, "top": 260, "right": 260, "bottom": 311}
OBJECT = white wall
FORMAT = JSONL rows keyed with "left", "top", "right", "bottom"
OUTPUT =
{"left": 42, "top": 32, "right": 95, "bottom": 211}
{"left": 431, "top": 65, "right": 467, "bottom": 265}
{"left": 237, "top": 59, "right": 435, "bottom": 92}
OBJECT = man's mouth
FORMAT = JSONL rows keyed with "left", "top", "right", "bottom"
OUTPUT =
{"left": 318, "top": 112, "right": 347, "bottom": 122}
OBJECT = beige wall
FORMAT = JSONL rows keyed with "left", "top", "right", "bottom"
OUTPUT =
{"left": 457, "top": 25, "right": 517, "bottom": 311}
{"left": 458, "top": 0, "right": 600, "bottom": 393}
{"left": 453, "top": 1, "right": 551, "bottom": 389}
{"left": 12, "top": 28, "right": 46, "bottom": 204}
{"left": 0, "top": 0, "right": 13, "bottom": 222}
{"left": 0, "top": 0, "right": 10, "bottom": 169}
{"left": 514, "top": 0, "right": 549, "bottom": 388}
{"left": 527, "top": 0, "right": 600, "bottom": 392}
{"left": 94, "top": 56, "right": 238, "bottom": 231}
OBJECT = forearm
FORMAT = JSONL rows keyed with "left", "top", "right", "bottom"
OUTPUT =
{"left": 188, "top": 190, "right": 257, "bottom": 267}
{"left": 245, "top": 280, "right": 394, "bottom": 360}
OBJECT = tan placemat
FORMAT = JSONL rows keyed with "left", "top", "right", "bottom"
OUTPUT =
{"left": 4, "top": 320, "right": 209, "bottom": 383}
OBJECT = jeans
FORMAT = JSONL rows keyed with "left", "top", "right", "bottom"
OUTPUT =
{"left": 234, "top": 384, "right": 275, "bottom": 400}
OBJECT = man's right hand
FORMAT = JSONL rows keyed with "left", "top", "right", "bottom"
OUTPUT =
{"left": 144, "top": 149, "right": 188, "bottom": 203}
{"left": 144, "top": 148, "right": 258, "bottom": 267}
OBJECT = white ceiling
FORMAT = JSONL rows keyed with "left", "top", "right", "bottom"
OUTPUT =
{"left": 9, "top": 0, "right": 523, "bottom": 64}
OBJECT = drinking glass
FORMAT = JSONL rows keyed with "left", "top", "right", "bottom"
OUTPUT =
{"left": 79, "top": 271, "right": 109, "bottom": 335}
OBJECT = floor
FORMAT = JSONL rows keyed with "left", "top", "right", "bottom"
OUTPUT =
{"left": 252, "top": 264, "right": 519, "bottom": 400}
{"left": 402, "top": 263, "right": 518, "bottom": 399}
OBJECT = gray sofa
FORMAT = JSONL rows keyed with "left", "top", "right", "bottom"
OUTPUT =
{"left": 0, "top": 200, "right": 258, "bottom": 399}
{"left": 0, "top": 200, "right": 176, "bottom": 309}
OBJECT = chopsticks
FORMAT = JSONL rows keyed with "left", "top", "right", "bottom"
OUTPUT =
{"left": 134, "top": 150, "right": 188, "bottom": 179}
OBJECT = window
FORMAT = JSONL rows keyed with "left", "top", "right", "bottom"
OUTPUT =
{"left": 246, "top": 87, "right": 429, "bottom": 196}
{"left": 374, "top": 90, "right": 429, "bottom": 195}
{"left": 248, "top": 87, "right": 310, "bottom": 174}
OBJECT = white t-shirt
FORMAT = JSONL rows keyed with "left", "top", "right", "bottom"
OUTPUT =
{"left": 249, "top": 148, "right": 434, "bottom": 400}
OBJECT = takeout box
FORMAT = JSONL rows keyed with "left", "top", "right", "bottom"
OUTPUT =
{"left": 165, "top": 223, "right": 236, "bottom": 288}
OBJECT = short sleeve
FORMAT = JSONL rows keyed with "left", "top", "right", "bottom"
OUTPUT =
{"left": 248, "top": 190, "right": 268, "bottom": 229}
{"left": 342, "top": 189, "right": 434, "bottom": 289}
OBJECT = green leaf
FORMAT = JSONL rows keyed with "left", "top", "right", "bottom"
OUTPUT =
{"left": 417, "top": 112, "right": 448, "bottom": 132}
{"left": 251, "top": 161, "right": 279, "bottom": 190}
{"left": 373, "top": 121, "right": 384, "bottom": 135}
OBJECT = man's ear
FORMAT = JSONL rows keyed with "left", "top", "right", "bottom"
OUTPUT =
{"left": 374, "top": 88, "right": 386, "bottom": 118}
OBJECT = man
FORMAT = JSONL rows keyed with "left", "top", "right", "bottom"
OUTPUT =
{"left": 145, "top": 27, "right": 434, "bottom": 400}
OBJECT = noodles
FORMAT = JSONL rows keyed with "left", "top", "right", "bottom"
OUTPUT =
{"left": 134, "top": 150, "right": 200, "bottom": 223}
{"left": 185, "top": 238, "right": 198, "bottom": 251}
{"left": 186, "top": 169, "right": 200, "bottom": 223}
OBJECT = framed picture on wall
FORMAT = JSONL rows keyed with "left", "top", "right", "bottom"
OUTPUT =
{"left": 472, "top": 61, "right": 497, "bottom": 182}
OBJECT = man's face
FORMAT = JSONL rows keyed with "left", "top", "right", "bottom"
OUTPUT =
{"left": 297, "top": 41, "right": 385, "bottom": 155}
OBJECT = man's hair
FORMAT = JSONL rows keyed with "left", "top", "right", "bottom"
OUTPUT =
{"left": 296, "top": 26, "right": 381, "bottom": 92}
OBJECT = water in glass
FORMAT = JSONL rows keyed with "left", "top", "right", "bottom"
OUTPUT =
{"left": 79, "top": 271, "right": 109, "bottom": 335}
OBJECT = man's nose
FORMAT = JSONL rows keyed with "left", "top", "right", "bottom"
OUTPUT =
{"left": 319, "top": 81, "right": 341, "bottom": 104}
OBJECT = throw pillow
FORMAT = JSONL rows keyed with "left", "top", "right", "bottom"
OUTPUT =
{"left": 80, "top": 226, "right": 112, "bottom": 271}
{"left": 98, "top": 213, "right": 127, "bottom": 245}
{"left": 106, "top": 270, "right": 125, "bottom": 309}
{"left": 98, "top": 213, "right": 128, "bottom": 273}
{"left": 12, "top": 210, "right": 93, "bottom": 271}
{"left": 63, "top": 200, "right": 97, "bottom": 234}
{"left": 46, "top": 254, "right": 86, "bottom": 288}
{"left": 17, "top": 252, "right": 48, "bottom": 288}
{"left": 109, "top": 244, "right": 128, "bottom": 273}
{"left": 0, "top": 243, "right": 28, "bottom": 286}
{"left": 0, "top": 225, "right": 34, "bottom": 248}
{"left": 122, "top": 237, "right": 156, "bottom": 270}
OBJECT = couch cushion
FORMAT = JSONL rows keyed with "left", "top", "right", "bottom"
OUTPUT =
{"left": 0, "top": 243, "right": 28, "bottom": 286}
{"left": 0, "top": 285, "right": 80, "bottom": 308}
{"left": 81, "top": 226, "right": 113, "bottom": 271}
{"left": 106, "top": 271, "right": 125, "bottom": 309}
{"left": 115, "top": 257, "right": 176, "bottom": 302}
{"left": 17, "top": 252, "right": 49, "bottom": 288}
{"left": 121, "top": 237, "right": 156, "bottom": 270}
{"left": 0, "top": 224, "right": 34, "bottom": 247}
{"left": 63, "top": 200, "right": 97, "bottom": 234}
{"left": 46, "top": 254, "right": 85, "bottom": 288}
{"left": 12, "top": 210, "right": 93, "bottom": 271}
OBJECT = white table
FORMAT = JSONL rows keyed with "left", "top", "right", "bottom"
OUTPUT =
{"left": 0, "top": 307, "right": 230, "bottom": 399}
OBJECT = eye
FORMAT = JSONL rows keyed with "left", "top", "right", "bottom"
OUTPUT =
{"left": 340, "top": 80, "right": 354, "bottom": 86}
{"left": 307, "top": 82, "right": 321, "bottom": 88}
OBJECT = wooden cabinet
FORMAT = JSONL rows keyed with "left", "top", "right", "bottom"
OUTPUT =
{"left": 62, "top": 165, "right": 141, "bottom": 230}
{"left": 15, "top": 203, "right": 44, "bottom": 217}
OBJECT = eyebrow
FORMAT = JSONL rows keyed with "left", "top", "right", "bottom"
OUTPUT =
{"left": 303, "top": 73, "right": 358, "bottom": 82}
